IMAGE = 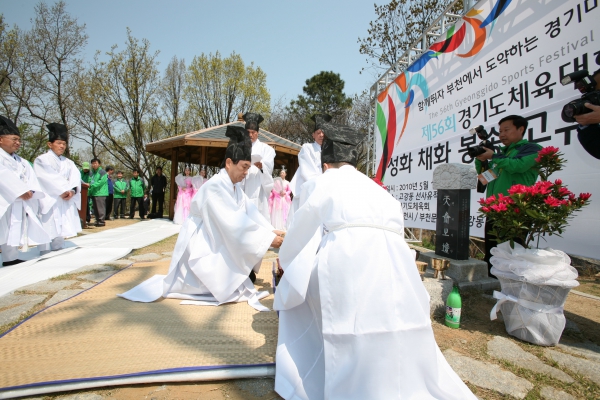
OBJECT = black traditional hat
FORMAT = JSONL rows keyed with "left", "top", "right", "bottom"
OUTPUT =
{"left": 320, "top": 122, "right": 363, "bottom": 167}
{"left": 310, "top": 113, "right": 332, "bottom": 133}
{"left": 242, "top": 112, "right": 264, "bottom": 131}
{"left": 46, "top": 123, "right": 68, "bottom": 142}
{"left": 224, "top": 125, "right": 252, "bottom": 164}
{"left": 0, "top": 115, "right": 20, "bottom": 137}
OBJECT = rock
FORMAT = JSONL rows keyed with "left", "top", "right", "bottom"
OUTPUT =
{"left": 421, "top": 276, "right": 453, "bottom": 315}
{"left": 19, "top": 280, "right": 77, "bottom": 293}
{"left": 158, "top": 257, "right": 172, "bottom": 262}
{"left": 46, "top": 289, "right": 84, "bottom": 307}
{"left": 128, "top": 253, "right": 161, "bottom": 262}
{"left": 443, "top": 349, "right": 533, "bottom": 399}
{"left": 558, "top": 342, "right": 600, "bottom": 363}
{"left": 162, "top": 251, "right": 173, "bottom": 256}
{"left": 79, "top": 282, "right": 95, "bottom": 289}
{"left": 432, "top": 163, "right": 477, "bottom": 190}
{"left": 545, "top": 348, "right": 600, "bottom": 385}
{"left": 487, "top": 336, "right": 573, "bottom": 383}
{"left": 79, "top": 271, "right": 116, "bottom": 283}
{"left": 0, "top": 294, "right": 46, "bottom": 325}
{"left": 540, "top": 386, "right": 575, "bottom": 400}
{"left": 107, "top": 260, "right": 134, "bottom": 267}
{"left": 70, "top": 264, "right": 115, "bottom": 274}
{"left": 59, "top": 394, "right": 104, "bottom": 400}
{"left": 234, "top": 378, "right": 276, "bottom": 397}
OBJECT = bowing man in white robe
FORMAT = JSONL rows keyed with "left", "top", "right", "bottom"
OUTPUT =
{"left": 34, "top": 123, "right": 82, "bottom": 253}
{"left": 273, "top": 123, "right": 476, "bottom": 400}
{"left": 241, "top": 113, "right": 275, "bottom": 220}
{"left": 286, "top": 113, "right": 330, "bottom": 228}
{"left": 119, "top": 126, "right": 284, "bottom": 311}
{"left": 0, "top": 116, "right": 50, "bottom": 266}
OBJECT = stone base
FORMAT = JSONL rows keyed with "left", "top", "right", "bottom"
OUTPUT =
{"left": 421, "top": 269, "right": 454, "bottom": 315}
{"left": 457, "top": 278, "right": 500, "bottom": 292}
{"left": 419, "top": 251, "right": 488, "bottom": 282}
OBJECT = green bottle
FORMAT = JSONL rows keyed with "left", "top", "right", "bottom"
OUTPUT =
{"left": 445, "top": 285, "right": 462, "bottom": 329}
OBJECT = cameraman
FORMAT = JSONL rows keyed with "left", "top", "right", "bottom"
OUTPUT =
{"left": 475, "top": 115, "right": 542, "bottom": 277}
{"left": 574, "top": 69, "right": 600, "bottom": 159}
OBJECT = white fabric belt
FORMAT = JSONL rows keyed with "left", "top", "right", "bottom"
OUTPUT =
{"left": 326, "top": 223, "right": 403, "bottom": 236}
{"left": 490, "top": 290, "right": 564, "bottom": 320}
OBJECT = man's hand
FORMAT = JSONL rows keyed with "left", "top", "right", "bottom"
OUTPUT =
{"left": 121, "top": 190, "right": 125, "bottom": 194}
{"left": 476, "top": 147, "right": 494, "bottom": 161}
{"left": 60, "top": 190, "right": 74, "bottom": 200}
{"left": 19, "top": 191, "right": 33, "bottom": 200}
{"left": 271, "top": 235, "right": 284, "bottom": 248}
{"left": 574, "top": 103, "right": 600, "bottom": 125}
{"left": 254, "top": 161, "right": 263, "bottom": 170}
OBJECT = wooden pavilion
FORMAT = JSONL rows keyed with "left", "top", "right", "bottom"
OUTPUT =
{"left": 146, "top": 117, "right": 301, "bottom": 220}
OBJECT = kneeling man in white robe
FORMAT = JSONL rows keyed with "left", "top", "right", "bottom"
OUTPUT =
{"left": 34, "top": 123, "right": 82, "bottom": 254}
{"left": 273, "top": 122, "right": 476, "bottom": 400}
{"left": 119, "top": 125, "right": 284, "bottom": 311}
{"left": 0, "top": 116, "right": 50, "bottom": 266}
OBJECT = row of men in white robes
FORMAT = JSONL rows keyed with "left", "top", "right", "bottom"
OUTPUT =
{"left": 0, "top": 117, "right": 81, "bottom": 266}
{"left": 119, "top": 116, "right": 476, "bottom": 399}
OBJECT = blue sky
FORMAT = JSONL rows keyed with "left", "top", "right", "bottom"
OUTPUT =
{"left": 0, "top": 0, "right": 379, "bottom": 105}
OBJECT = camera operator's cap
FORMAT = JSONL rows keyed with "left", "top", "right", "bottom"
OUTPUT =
{"left": 0, "top": 115, "right": 20, "bottom": 136}
{"left": 242, "top": 112, "right": 264, "bottom": 131}
{"left": 224, "top": 125, "right": 252, "bottom": 162}
{"left": 82, "top": 162, "right": 90, "bottom": 170}
{"left": 320, "top": 122, "right": 363, "bottom": 167}
{"left": 46, "top": 123, "right": 68, "bottom": 142}
{"left": 310, "top": 113, "right": 332, "bottom": 133}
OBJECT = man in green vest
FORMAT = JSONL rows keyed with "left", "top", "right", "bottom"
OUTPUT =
{"left": 129, "top": 169, "right": 146, "bottom": 219}
{"left": 88, "top": 158, "right": 109, "bottom": 227}
{"left": 113, "top": 170, "right": 128, "bottom": 219}
{"left": 475, "top": 115, "right": 542, "bottom": 276}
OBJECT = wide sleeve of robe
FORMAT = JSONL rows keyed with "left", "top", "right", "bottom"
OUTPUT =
{"left": 0, "top": 164, "right": 32, "bottom": 219}
{"left": 175, "top": 174, "right": 185, "bottom": 188}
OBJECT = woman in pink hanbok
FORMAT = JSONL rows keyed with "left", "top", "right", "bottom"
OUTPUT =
{"left": 269, "top": 170, "right": 291, "bottom": 230}
{"left": 173, "top": 166, "right": 203, "bottom": 224}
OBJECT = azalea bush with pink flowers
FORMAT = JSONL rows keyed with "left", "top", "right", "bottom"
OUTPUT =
{"left": 479, "top": 146, "right": 591, "bottom": 249}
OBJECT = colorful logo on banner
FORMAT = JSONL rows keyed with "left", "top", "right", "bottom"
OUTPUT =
{"left": 376, "top": 0, "right": 512, "bottom": 181}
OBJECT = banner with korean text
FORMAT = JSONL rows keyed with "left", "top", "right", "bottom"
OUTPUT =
{"left": 375, "top": 0, "right": 599, "bottom": 258}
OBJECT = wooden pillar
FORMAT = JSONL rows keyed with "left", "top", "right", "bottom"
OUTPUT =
{"left": 288, "top": 154, "right": 299, "bottom": 182}
{"left": 200, "top": 145, "right": 207, "bottom": 166}
{"left": 79, "top": 183, "right": 90, "bottom": 228}
{"left": 169, "top": 149, "right": 179, "bottom": 220}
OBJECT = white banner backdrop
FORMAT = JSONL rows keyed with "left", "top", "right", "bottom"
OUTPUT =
{"left": 375, "top": 0, "right": 600, "bottom": 258}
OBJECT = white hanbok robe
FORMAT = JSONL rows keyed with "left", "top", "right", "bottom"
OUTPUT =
{"left": 286, "top": 142, "right": 321, "bottom": 228}
{"left": 0, "top": 148, "right": 49, "bottom": 251}
{"left": 119, "top": 169, "right": 277, "bottom": 311}
{"left": 243, "top": 139, "right": 275, "bottom": 220}
{"left": 274, "top": 165, "right": 476, "bottom": 400}
{"left": 34, "top": 150, "right": 82, "bottom": 245}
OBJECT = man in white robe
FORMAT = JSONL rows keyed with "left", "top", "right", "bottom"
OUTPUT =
{"left": 119, "top": 126, "right": 284, "bottom": 311}
{"left": 0, "top": 116, "right": 50, "bottom": 266}
{"left": 241, "top": 113, "right": 275, "bottom": 220}
{"left": 274, "top": 122, "right": 476, "bottom": 400}
{"left": 34, "top": 123, "right": 82, "bottom": 254}
{"left": 286, "top": 113, "right": 331, "bottom": 228}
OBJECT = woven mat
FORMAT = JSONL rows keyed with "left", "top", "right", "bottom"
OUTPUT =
{"left": 0, "top": 259, "right": 278, "bottom": 390}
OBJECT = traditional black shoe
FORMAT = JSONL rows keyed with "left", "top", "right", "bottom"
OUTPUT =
{"left": 3, "top": 259, "right": 25, "bottom": 267}
{"left": 95, "top": 223, "right": 106, "bottom": 227}
{"left": 249, "top": 270, "right": 256, "bottom": 283}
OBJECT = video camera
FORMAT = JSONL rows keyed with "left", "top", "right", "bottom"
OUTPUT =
{"left": 561, "top": 69, "right": 600, "bottom": 123}
{"left": 466, "top": 125, "right": 498, "bottom": 158}
{"left": 466, "top": 125, "right": 498, "bottom": 193}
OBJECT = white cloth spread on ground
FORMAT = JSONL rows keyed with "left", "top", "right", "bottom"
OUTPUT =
{"left": 0, "top": 148, "right": 49, "bottom": 248}
{"left": 118, "top": 169, "right": 277, "bottom": 311}
{"left": 34, "top": 150, "right": 82, "bottom": 242}
{"left": 286, "top": 142, "right": 321, "bottom": 228}
{"left": 274, "top": 165, "right": 476, "bottom": 400}
{"left": 243, "top": 139, "right": 275, "bottom": 220}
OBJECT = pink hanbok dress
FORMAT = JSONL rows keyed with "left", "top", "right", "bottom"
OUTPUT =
{"left": 268, "top": 177, "right": 291, "bottom": 230}
{"left": 173, "top": 175, "right": 195, "bottom": 225}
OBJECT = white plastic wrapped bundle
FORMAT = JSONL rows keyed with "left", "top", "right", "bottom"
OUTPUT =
{"left": 490, "top": 242, "right": 579, "bottom": 346}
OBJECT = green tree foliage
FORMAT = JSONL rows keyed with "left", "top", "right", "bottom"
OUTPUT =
{"left": 184, "top": 51, "right": 270, "bottom": 129}
{"left": 358, "top": 0, "right": 458, "bottom": 72}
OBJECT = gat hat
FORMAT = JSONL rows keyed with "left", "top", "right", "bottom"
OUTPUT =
{"left": 46, "top": 123, "right": 68, "bottom": 142}
{"left": 82, "top": 161, "right": 90, "bottom": 170}
{"left": 0, "top": 115, "right": 20, "bottom": 137}
{"left": 320, "top": 122, "right": 363, "bottom": 167}
{"left": 224, "top": 125, "right": 252, "bottom": 164}
{"left": 310, "top": 113, "right": 332, "bottom": 133}
{"left": 242, "top": 112, "right": 264, "bottom": 131}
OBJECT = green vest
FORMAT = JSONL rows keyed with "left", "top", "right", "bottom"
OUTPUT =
{"left": 88, "top": 167, "right": 109, "bottom": 197}
{"left": 113, "top": 179, "right": 128, "bottom": 199}
{"left": 129, "top": 177, "right": 145, "bottom": 198}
